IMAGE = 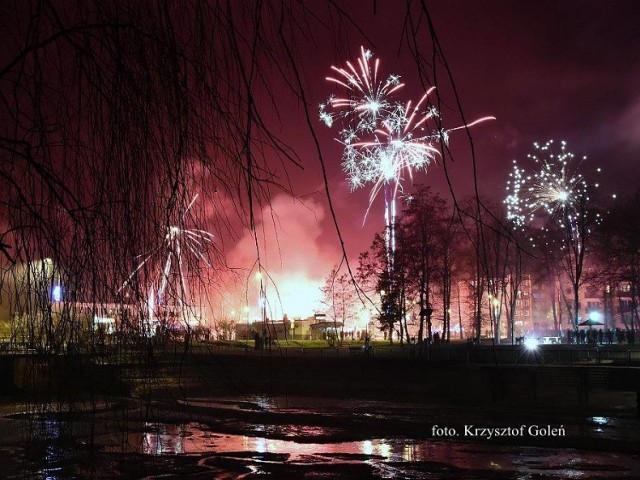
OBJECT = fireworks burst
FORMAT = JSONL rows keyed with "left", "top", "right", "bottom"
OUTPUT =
{"left": 320, "top": 47, "right": 494, "bottom": 224}
{"left": 319, "top": 46, "right": 404, "bottom": 132}
{"left": 320, "top": 49, "right": 442, "bottom": 222}
{"left": 505, "top": 140, "right": 599, "bottom": 228}
{"left": 345, "top": 90, "right": 442, "bottom": 208}
{"left": 120, "top": 194, "right": 214, "bottom": 312}
{"left": 319, "top": 49, "right": 442, "bottom": 267}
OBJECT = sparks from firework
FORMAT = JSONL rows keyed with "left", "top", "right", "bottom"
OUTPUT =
{"left": 320, "top": 47, "right": 494, "bottom": 265}
{"left": 358, "top": 91, "right": 496, "bottom": 219}
{"left": 505, "top": 140, "right": 596, "bottom": 228}
{"left": 319, "top": 48, "right": 431, "bottom": 266}
{"left": 353, "top": 89, "right": 440, "bottom": 221}
{"left": 320, "top": 49, "right": 494, "bottom": 218}
{"left": 120, "top": 194, "right": 214, "bottom": 314}
{"left": 319, "top": 46, "right": 404, "bottom": 132}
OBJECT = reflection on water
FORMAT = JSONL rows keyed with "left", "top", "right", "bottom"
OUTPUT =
{"left": 142, "top": 423, "right": 186, "bottom": 455}
{"left": 136, "top": 422, "right": 400, "bottom": 461}
{"left": 3, "top": 397, "right": 640, "bottom": 479}
{"left": 110, "top": 421, "right": 640, "bottom": 478}
{"left": 590, "top": 416, "right": 611, "bottom": 425}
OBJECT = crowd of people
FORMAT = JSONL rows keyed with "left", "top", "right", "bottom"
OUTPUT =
{"left": 566, "top": 328, "right": 636, "bottom": 345}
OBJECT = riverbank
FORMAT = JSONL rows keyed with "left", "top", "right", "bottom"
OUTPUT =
{"left": 2, "top": 351, "right": 640, "bottom": 478}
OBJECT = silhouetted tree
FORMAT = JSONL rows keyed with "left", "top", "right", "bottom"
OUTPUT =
{"left": 399, "top": 187, "right": 448, "bottom": 343}
{"left": 321, "top": 265, "right": 358, "bottom": 344}
{"left": 594, "top": 190, "right": 640, "bottom": 331}
{"left": 357, "top": 233, "right": 410, "bottom": 344}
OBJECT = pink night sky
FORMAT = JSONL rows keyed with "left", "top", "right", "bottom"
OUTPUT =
{"left": 217, "top": 1, "right": 640, "bottom": 320}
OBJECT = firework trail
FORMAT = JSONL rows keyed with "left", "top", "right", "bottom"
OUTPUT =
{"left": 120, "top": 194, "right": 214, "bottom": 320}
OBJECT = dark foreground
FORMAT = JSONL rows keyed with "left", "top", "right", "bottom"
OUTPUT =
{"left": 1, "top": 349, "right": 640, "bottom": 479}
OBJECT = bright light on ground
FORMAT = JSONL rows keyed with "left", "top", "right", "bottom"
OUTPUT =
{"left": 524, "top": 337, "right": 539, "bottom": 351}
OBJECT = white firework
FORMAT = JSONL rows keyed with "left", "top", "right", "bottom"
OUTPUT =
{"left": 319, "top": 46, "right": 404, "bottom": 132}
{"left": 505, "top": 140, "right": 598, "bottom": 229}
{"left": 320, "top": 47, "right": 494, "bottom": 265}
{"left": 320, "top": 48, "right": 493, "bottom": 213}
{"left": 355, "top": 90, "right": 442, "bottom": 214}
{"left": 120, "top": 194, "right": 214, "bottom": 310}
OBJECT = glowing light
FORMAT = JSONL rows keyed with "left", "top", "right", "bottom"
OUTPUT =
{"left": 148, "top": 289, "right": 155, "bottom": 321}
{"left": 52, "top": 285, "right": 62, "bottom": 302}
{"left": 588, "top": 311, "right": 602, "bottom": 322}
{"left": 524, "top": 338, "right": 538, "bottom": 351}
{"left": 361, "top": 440, "right": 374, "bottom": 456}
{"left": 336, "top": 88, "right": 451, "bottom": 219}
{"left": 266, "top": 273, "right": 323, "bottom": 319}
{"left": 589, "top": 416, "right": 610, "bottom": 426}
